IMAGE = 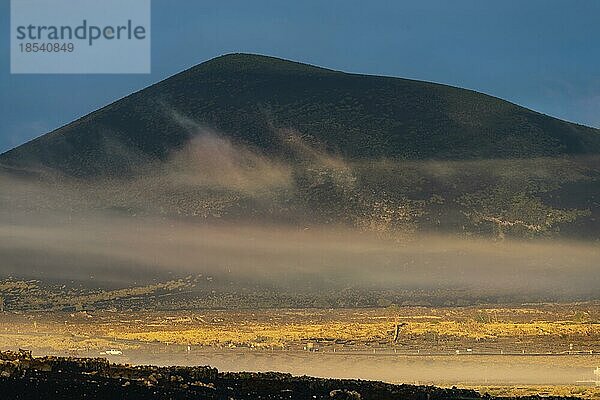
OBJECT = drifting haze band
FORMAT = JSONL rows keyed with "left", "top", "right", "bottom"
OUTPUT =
{"left": 0, "top": 211, "right": 598, "bottom": 303}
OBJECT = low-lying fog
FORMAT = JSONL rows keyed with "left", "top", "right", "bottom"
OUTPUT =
{"left": 0, "top": 205, "right": 598, "bottom": 300}
{"left": 61, "top": 347, "right": 600, "bottom": 386}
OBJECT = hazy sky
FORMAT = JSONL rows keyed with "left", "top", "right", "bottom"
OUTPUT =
{"left": 0, "top": 0, "right": 599, "bottom": 153}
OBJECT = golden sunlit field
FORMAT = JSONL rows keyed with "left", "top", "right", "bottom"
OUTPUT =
{"left": 2, "top": 304, "right": 600, "bottom": 352}
{"left": 2, "top": 304, "right": 600, "bottom": 397}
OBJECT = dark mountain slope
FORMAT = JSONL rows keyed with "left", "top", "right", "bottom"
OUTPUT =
{"left": 1, "top": 54, "right": 599, "bottom": 240}
{"left": 1, "top": 53, "right": 599, "bottom": 177}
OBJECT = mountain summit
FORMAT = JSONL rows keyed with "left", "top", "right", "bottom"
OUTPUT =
{"left": 2, "top": 53, "right": 599, "bottom": 176}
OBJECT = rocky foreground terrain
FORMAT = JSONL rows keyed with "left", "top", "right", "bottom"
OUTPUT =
{"left": 0, "top": 350, "right": 580, "bottom": 400}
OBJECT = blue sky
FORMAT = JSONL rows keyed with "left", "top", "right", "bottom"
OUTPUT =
{"left": 1, "top": 0, "right": 599, "bottom": 153}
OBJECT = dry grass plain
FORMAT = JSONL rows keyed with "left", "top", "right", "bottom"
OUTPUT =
{"left": 2, "top": 304, "right": 600, "bottom": 352}
{"left": 2, "top": 304, "right": 600, "bottom": 397}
